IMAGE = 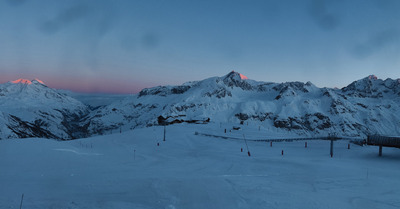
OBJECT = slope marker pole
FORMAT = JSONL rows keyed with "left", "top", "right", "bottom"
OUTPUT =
{"left": 243, "top": 134, "right": 251, "bottom": 157}
{"left": 163, "top": 125, "right": 166, "bottom": 141}
{"left": 19, "top": 194, "right": 24, "bottom": 209}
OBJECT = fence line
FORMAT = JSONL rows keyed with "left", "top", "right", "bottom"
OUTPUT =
{"left": 194, "top": 132, "right": 357, "bottom": 142}
{"left": 367, "top": 135, "right": 400, "bottom": 148}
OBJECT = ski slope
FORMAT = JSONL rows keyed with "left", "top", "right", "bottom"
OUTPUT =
{"left": 1, "top": 124, "right": 400, "bottom": 209}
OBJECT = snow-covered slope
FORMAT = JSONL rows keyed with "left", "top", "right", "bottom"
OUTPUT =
{"left": 0, "top": 79, "right": 89, "bottom": 140}
{"left": 1, "top": 125, "right": 400, "bottom": 208}
{"left": 2, "top": 73, "right": 399, "bottom": 139}
{"left": 85, "top": 71, "right": 400, "bottom": 137}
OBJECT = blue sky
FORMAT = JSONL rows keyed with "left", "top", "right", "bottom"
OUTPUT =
{"left": 1, "top": 0, "right": 400, "bottom": 93}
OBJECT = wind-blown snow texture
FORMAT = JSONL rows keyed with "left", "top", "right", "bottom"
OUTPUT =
{"left": 1, "top": 72, "right": 399, "bottom": 140}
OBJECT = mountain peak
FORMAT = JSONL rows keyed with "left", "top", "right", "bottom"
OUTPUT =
{"left": 224, "top": 71, "right": 248, "bottom": 80}
{"left": 32, "top": 79, "right": 45, "bottom": 85}
{"left": 348, "top": 74, "right": 380, "bottom": 85}
{"left": 11, "top": 79, "right": 32, "bottom": 84}
{"left": 367, "top": 75, "right": 378, "bottom": 80}
{"left": 10, "top": 78, "right": 45, "bottom": 85}
{"left": 221, "top": 71, "right": 252, "bottom": 90}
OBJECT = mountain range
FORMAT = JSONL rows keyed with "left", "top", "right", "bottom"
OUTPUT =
{"left": 1, "top": 72, "right": 399, "bottom": 140}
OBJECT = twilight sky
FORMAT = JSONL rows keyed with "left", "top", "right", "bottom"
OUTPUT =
{"left": 1, "top": 0, "right": 400, "bottom": 93}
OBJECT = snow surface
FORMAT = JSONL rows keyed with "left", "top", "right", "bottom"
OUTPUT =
{"left": 1, "top": 124, "right": 400, "bottom": 209}
{"left": 86, "top": 73, "right": 400, "bottom": 137}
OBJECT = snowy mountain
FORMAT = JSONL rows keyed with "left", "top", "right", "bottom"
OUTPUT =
{"left": 84, "top": 71, "right": 400, "bottom": 137}
{"left": 1, "top": 73, "right": 399, "bottom": 140}
{"left": 0, "top": 79, "right": 89, "bottom": 140}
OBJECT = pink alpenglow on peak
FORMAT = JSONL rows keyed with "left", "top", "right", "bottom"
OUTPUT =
{"left": 368, "top": 75, "right": 378, "bottom": 80}
{"left": 34, "top": 79, "right": 45, "bottom": 84}
{"left": 11, "top": 79, "right": 32, "bottom": 84}
{"left": 230, "top": 70, "right": 248, "bottom": 80}
{"left": 239, "top": 73, "right": 248, "bottom": 80}
{"left": 10, "top": 78, "right": 45, "bottom": 85}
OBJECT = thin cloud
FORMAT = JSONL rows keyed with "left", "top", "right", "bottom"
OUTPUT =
{"left": 39, "top": 4, "right": 90, "bottom": 34}
{"left": 6, "top": 0, "right": 27, "bottom": 6}
{"left": 309, "top": 0, "right": 339, "bottom": 31}
{"left": 141, "top": 33, "right": 160, "bottom": 49}
{"left": 352, "top": 30, "right": 400, "bottom": 58}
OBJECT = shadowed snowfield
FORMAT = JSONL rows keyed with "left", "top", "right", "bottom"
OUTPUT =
{"left": 1, "top": 124, "right": 400, "bottom": 209}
